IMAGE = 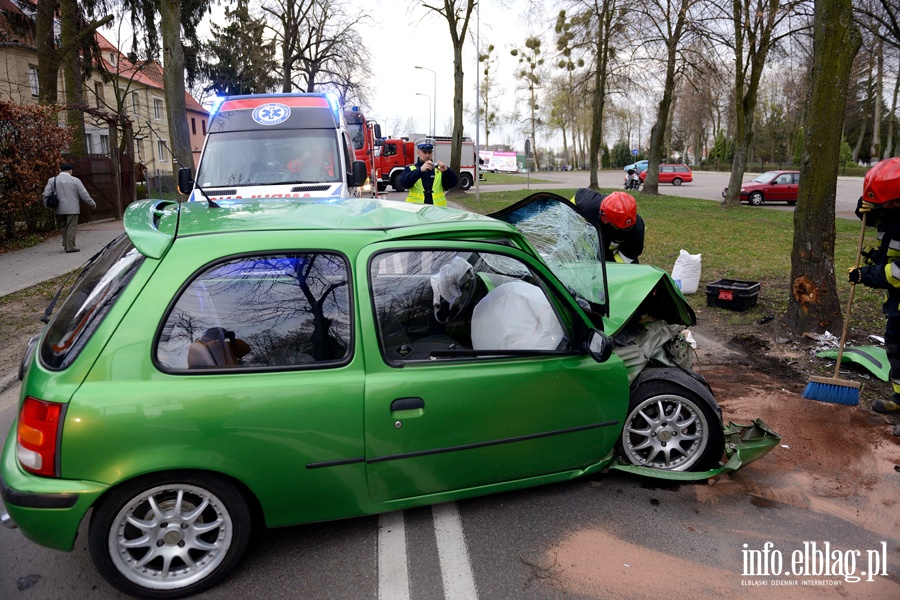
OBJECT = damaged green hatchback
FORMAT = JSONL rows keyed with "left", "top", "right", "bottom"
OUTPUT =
{"left": 1, "top": 192, "right": 778, "bottom": 598}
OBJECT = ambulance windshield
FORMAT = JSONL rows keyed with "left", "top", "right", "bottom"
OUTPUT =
{"left": 196, "top": 129, "right": 341, "bottom": 187}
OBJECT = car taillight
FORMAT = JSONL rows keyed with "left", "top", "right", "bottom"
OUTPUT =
{"left": 17, "top": 397, "right": 64, "bottom": 477}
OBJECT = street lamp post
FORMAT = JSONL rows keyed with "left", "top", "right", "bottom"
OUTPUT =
{"left": 415, "top": 93, "right": 431, "bottom": 138}
{"left": 414, "top": 66, "right": 436, "bottom": 136}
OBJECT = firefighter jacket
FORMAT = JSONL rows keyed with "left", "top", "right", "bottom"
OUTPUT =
{"left": 570, "top": 188, "right": 645, "bottom": 264}
{"left": 400, "top": 159, "right": 459, "bottom": 206}
{"left": 855, "top": 197, "right": 900, "bottom": 317}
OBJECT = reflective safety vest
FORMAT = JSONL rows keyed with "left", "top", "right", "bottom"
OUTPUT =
{"left": 405, "top": 167, "right": 447, "bottom": 206}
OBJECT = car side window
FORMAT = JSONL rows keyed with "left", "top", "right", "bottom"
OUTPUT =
{"left": 369, "top": 249, "right": 572, "bottom": 364}
{"left": 662, "top": 166, "right": 674, "bottom": 173}
{"left": 675, "top": 166, "right": 688, "bottom": 173}
{"left": 776, "top": 174, "right": 791, "bottom": 184}
{"left": 156, "top": 253, "right": 352, "bottom": 371}
{"left": 792, "top": 173, "right": 801, "bottom": 184}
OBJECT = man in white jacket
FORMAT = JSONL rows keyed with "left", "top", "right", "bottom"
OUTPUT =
{"left": 43, "top": 163, "right": 96, "bottom": 253}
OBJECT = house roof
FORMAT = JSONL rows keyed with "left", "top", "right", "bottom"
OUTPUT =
{"left": 0, "top": 0, "right": 35, "bottom": 46}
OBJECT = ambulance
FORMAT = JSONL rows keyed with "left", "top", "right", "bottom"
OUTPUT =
{"left": 178, "top": 93, "right": 368, "bottom": 201}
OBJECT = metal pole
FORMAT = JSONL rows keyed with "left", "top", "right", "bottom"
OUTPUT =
{"left": 415, "top": 66, "right": 436, "bottom": 136}
{"left": 415, "top": 93, "right": 431, "bottom": 137}
{"left": 474, "top": 1, "right": 480, "bottom": 200}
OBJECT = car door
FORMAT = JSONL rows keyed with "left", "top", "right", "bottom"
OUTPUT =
{"left": 359, "top": 242, "right": 627, "bottom": 502}
{"left": 770, "top": 173, "right": 793, "bottom": 201}
{"left": 659, "top": 165, "right": 674, "bottom": 183}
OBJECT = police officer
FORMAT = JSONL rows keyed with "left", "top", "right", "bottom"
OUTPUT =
{"left": 571, "top": 189, "right": 645, "bottom": 264}
{"left": 399, "top": 138, "right": 458, "bottom": 206}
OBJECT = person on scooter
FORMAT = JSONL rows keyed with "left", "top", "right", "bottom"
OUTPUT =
{"left": 624, "top": 168, "right": 641, "bottom": 191}
{"left": 571, "top": 189, "right": 645, "bottom": 264}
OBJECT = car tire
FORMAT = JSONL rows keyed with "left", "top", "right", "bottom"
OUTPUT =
{"left": 89, "top": 473, "right": 252, "bottom": 599}
{"left": 377, "top": 182, "right": 387, "bottom": 193}
{"left": 459, "top": 173, "right": 473, "bottom": 190}
{"left": 672, "top": 178, "right": 682, "bottom": 186}
{"left": 618, "top": 374, "right": 725, "bottom": 472}
{"left": 749, "top": 191, "right": 764, "bottom": 206}
{"left": 391, "top": 172, "right": 405, "bottom": 192}
{"left": 787, "top": 200, "right": 797, "bottom": 206}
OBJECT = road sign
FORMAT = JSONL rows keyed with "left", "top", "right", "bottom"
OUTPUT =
{"left": 632, "top": 149, "right": 638, "bottom": 156}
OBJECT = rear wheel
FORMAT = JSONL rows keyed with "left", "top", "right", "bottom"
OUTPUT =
{"left": 89, "top": 474, "right": 251, "bottom": 599}
{"left": 459, "top": 172, "right": 474, "bottom": 190}
{"left": 618, "top": 376, "right": 725, "bottom": 472}
{"left": 787, "top": 200, "right": 797, "bottom": 206}
{"left": 672, "top": 177, "right": 683, "bottom": 186}
{"left": 377, "top": 182, "right": 387, "bottom": 192}
{"left": 749, "top": 191, "right": 764, "bottom": 206}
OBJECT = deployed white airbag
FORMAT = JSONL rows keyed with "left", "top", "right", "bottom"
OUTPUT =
{"left": 471, "top": 282, "right": 564, "bottom": 350}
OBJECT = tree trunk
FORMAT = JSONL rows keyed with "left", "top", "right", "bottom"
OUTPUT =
{"left": 883, "top": 69, "right": 899, "bottom": 160}
{"left": 450, "top": 38, "right": 464, "bottom": 181}
{"left": 786, "top": 0, "right": 861, "bottom": 334}
{"left": 161, "top": 0, "right": 195, "bottom": 179}
{"left": 60, "top": 0, "right": 86, "bottom": 155}
{"left": 36, "top": 0, "right": 59, "bottom": 104}
{"left": 870, "top": 37, "right": 883, "bottom": 160}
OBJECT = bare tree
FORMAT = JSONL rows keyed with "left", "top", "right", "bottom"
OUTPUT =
{"left": 635, "top": 0, "right": 706, "bottom": 195}
{"left": 420, "top": 0, "right": 476, "bottom": 187}
{"left": 511, "top": 36, "right": 544, "bottom": 170}
{"left": 786, "top": 0, "right": 861, "bottom": 333}
{"left": 477, "top": 43, "right": 502, "bottom": 147}
{"left": 717, "top": 0, "right": 807, "bottom": 208}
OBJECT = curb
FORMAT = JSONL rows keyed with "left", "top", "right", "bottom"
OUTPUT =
{"left": 0, "top": 372, "right": 18, "bottom": 396}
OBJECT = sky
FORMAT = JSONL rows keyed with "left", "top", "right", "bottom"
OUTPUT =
{"left": 99, "top": 1, "right": 556, "bottom": 152}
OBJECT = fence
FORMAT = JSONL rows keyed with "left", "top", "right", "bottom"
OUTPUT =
{"left": 70, "top": 153, "right": 135, "bottom": 223}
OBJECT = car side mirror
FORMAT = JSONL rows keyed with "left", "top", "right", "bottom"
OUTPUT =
{"left": 585, "top": 329, "right": 612, "bottom": 363}
{"left": 177, "top": 168, "right": 193, "bottom": 195}
{"left": 351, "top": 160, "right": 367, "bottom": 187}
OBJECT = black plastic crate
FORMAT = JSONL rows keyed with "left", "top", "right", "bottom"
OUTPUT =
{"left": 705, "top": 279, "right": 760, "bottom": 311}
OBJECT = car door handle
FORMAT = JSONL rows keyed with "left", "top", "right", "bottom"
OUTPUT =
{"left": 391, "top": 397, "right": 424, "bottom": 411}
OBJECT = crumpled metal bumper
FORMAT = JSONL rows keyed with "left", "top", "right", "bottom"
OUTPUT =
{"left": 609, "top": 418, "right": 781, "bottom": 481}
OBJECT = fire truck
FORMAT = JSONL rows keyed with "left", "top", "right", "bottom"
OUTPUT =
{"left": 342, "top": 106, "right": 382, "bottom": 195}
{"left": 374, "top": 135, "right": 478, "bottom": 192}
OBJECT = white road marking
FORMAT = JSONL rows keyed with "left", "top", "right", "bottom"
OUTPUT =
{"left": 433, "top": 502, "right": 478, "bottom": 600}
{"left": 377, "top": 511, "right": 410, "bottom": 600}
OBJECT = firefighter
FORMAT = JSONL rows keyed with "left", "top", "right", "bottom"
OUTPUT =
{"left": 571, "top": 189, "right": 645, "bottom": 264}
{"left": 399, "top": 139, "right": 458, "bottom": 206}
{"left": 848, "top": 157, "right": 900, "bottom": 414}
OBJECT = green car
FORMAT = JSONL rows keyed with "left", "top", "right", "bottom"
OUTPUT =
{"left": 1, "top": 193, "right": 778, "bottom": 598}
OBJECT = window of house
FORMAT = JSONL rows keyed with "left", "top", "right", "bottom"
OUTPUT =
{"left": 28, "top": 66, "right": 39, "bottom": 97}
{"left": 94, "top": 82, "right": 105, "bottom": 108}
{"left": 191, "top": 118, "right": 197, "bottom": 135}
{"left": 100, "top": 135, "right": 110, "bottom": 155}
{"left": 202, "top": 119, "right": 207, "bottom": 135}
{"left": 155, "top": 253, "right": 352, "bottom": 371}
{"left": 136, "top": 138, "right": 144, "bottom": 160}
{"left": 85, "top": 135, "right": 94, "bottom": 154}
{"left": 157, "top": 140, "right": 167, "bottom": 162}
{"left": 131, "top": 92, "right": 140, "bottom": 115}
{"left": 109, "top": 53, "right": 117, "bottom": 66}
{"left": 153, "top": 98, "right": 163, "bottom": 120}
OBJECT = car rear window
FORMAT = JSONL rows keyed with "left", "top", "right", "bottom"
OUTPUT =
{"left": 675, "top": 166, "right": 689, "bottom": 173}
{"left": 155, "top": 253, "right": 352, "bottom": 371}
{"left": 41, "top": 236, "right": 145, "bottom": 370}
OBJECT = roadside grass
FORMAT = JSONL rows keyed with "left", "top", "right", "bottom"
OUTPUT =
{"left": 476, "top": 172, "right": 556, "bottom": 185}
{"left": 451, "top": 187, "right": 886, "bottom": 338}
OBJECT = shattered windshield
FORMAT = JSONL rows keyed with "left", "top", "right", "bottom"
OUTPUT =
{"left": 489, "top": 193, "right": 608, "bottom": 313}
{"left": 196, "top": 129, "right": 341, "bottom": 187}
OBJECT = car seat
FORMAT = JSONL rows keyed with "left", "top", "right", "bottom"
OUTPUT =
{"left": 187, "top": 327, "right": 252, "bottom": 368}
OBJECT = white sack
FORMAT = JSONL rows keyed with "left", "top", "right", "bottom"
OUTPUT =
{"left": 671, "top": 249, "right": 702, "bottom": 294}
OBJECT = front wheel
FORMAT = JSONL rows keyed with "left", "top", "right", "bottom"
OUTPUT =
{"left": 749, "top": 191, "right": 764, "bottom": 206}
{"left": 618, "top": 376, "right": 725, "bottom": 472}
{"left": 459, "top": 172, "right": 474, "bottom": 190}
{"left": 89, "top": 474, "right": 251, "bottom": 599}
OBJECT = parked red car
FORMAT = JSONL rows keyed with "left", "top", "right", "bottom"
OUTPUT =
{"left": 639, "top": 164, "right": 693, "bottom": 186}
{"left": 722, "top": 170, "right": 800, "bottom": 206}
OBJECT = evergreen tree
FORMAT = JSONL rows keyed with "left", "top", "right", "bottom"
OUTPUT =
{"left": 204, "top": 0, "right": 277, "bottom": 95}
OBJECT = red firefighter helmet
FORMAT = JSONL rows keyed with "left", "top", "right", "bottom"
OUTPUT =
{"left": 599, "top": 191, "right": 638, "bottom": 230}
{"left": 863, "top": 157, "right": 900, "bottom": 205}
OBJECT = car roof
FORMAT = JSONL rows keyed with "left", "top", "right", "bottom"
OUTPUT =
{"left": 124, "top": 198, "right": 520, "bottom": 258}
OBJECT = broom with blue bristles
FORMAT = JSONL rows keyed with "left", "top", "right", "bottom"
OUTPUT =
{"left": 802, "top": 213, "right": 867, "bottom": 405}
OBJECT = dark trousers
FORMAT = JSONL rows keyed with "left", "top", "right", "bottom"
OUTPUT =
{"left": 885, "top": 315, "right": 900, "bottom": 397}
{"left": 58, "top": 214, "right": 78, "bottom": 251}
